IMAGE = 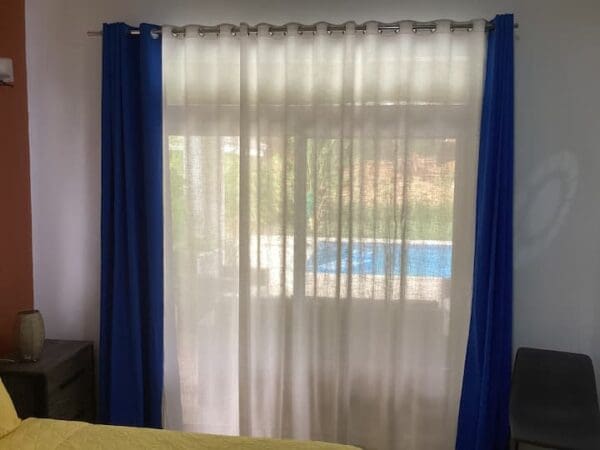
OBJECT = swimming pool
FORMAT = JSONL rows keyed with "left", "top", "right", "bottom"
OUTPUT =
{"left": 306, "top": 241, "right": 452, "bottom": 278}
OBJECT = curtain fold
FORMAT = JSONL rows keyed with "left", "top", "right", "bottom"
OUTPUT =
{"left": 99, "top": 22, "right": 163, "bottom": 428}
{"left": 163, "top": 21, "right": 486, "bottom": 450}
{"left": 456, "top": 14, "right": 514, "bottom": 450}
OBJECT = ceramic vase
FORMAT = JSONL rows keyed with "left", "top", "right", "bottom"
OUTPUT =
{"left": 17, "top": 310, "right": 45, "bottom": 362}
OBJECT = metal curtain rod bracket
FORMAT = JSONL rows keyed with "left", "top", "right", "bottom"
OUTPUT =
{"left": 87, "top": 19, "right": 519, "bottom": 37}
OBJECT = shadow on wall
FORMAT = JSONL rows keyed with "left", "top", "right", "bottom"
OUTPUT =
{"left": 515, "top": 151, "right": 578, "bottom": 268}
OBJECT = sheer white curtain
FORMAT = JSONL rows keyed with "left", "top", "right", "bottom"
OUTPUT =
{"left": 163, "top": 21, "right": 486, "bottom": 450}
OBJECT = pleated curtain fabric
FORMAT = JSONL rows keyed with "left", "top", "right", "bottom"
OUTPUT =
{"left": 162, "top": 21, "right": 486, "bottom": 450}
{"left": 99, "top": 23, "right": 163, "bottom": 427}
{"left": 456, "top": 14, "right": 514, "bottom": 450}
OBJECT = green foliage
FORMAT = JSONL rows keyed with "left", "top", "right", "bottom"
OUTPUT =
{"left": 168, "top": 136, "right": 186, "bottom": 251}
{"left": 167, "top": 135, "right": 455, "bottom": 251}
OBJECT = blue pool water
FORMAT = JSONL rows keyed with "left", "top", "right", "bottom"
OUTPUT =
{"left": 306, "top": 241, "right": 452, "bottom": 278}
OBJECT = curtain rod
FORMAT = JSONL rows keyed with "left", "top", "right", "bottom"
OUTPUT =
{"left": 87, "top": 20, "right": 518, "bottom": 37}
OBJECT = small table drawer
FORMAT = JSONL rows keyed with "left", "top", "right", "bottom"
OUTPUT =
{"left": 48, "top": 367, "right": 91, "bottom": 420}
{"left": 47, "top": 346, "right": 92, "bottom": 396}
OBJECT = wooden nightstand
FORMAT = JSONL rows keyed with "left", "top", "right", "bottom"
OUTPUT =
{"left": 0, "top": 339, "right": 95, "bottom": 422}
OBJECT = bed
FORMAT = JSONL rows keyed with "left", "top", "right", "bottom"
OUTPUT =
{"left": 0, "top": 379, "right": 358, "bottom": 450}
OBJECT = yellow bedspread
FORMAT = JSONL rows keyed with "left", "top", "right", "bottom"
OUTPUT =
{"left": 0, "top": 418, "right": 359, "bottom": 450}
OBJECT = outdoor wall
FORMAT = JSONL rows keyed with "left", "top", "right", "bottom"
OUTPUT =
{"left": 0, "top": 0, "right": 33, "bottom": 355}
{"left": 25, "top": 0, "right": 600, "bottom": 409}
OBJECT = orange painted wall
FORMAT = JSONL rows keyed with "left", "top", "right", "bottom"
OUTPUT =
{"left": 0, "top": 0, "right": 34, "bottom": 355}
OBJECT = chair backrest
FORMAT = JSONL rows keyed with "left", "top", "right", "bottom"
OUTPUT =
{"left": 510, "top": 347, "right": 600, "bottom": 421}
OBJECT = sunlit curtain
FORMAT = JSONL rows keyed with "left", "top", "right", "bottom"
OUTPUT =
{"left": 162, "top": 21, "right": 486, "bottom": 450}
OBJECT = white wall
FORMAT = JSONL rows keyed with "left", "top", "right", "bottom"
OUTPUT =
{"left": 26, "top": 0, "right": 600, "bottom": 389}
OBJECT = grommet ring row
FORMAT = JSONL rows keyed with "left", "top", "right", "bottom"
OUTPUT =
{"left": 168, "top": 20, "right": 487, "bottom": 38}
{"left": 89, "top": 19, "right": 508, "bottom": 37}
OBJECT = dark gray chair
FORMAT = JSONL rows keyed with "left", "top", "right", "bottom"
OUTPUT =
{"left": 510, "top": 347, "right": 600, "bottom": 449}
